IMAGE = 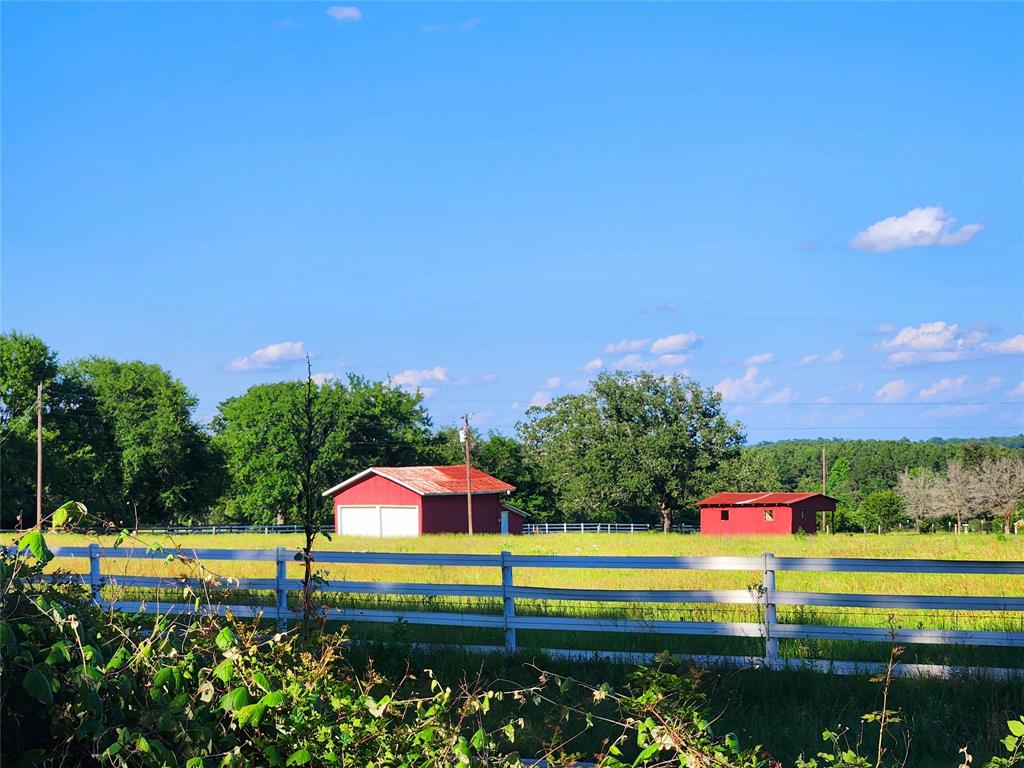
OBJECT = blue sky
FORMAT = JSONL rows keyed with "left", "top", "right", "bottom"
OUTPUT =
{"left": 3, "top": 2, "right": 1022, "bottom": 441}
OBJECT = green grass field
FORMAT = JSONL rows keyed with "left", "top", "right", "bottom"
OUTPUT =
{"left": 29, "top": 530, "right": 1024, "bottom": 668}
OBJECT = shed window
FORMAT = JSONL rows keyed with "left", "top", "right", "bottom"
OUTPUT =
{"left": 764, "top": 509, "right": 774, "bottom": 522}
{"left": 720, "top": 509, "right": 729, "bottom": 521}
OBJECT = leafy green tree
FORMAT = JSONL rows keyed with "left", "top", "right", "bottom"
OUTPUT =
{"left": 68, "top": 357, "right": 222, "bottom": 525}
{"left": 212, "top": 376, "right": 434, "bottom": 524}
{"left": 855, "top": 490, "right": 906, "bottom": 533}
{"left": 519, "top": 371, "right": 744, "bottom": 530}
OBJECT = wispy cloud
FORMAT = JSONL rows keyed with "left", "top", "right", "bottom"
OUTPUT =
{"left": 798, "top": 348, "right": 844, "bottom": 365}
{"left": 873, "top": 379, "right": 912, "bottom": 402}
{"left": 481, "top": 373, "right": 498, "bottom": 383}
{"left": 326, "top": 6, "right": 362, "bottom": 23}
{"left": 228, "top": 341, "right": 308, "bottom": 371}
{"left": 849, "top": 206, "right": 983, "bottom": 253}
{"left": 650, "top": 332, "right": 701, "bottom": 354}
{"left": 917, "top": 375, "right": 1001, "bottom": 400}
{"left": 877, "top": 321, "right": 1022, "bottom": 365}
{"left": 604, "top": 338, "right": 650, "bottom": 354}
{"left": 544, "top": 376, "right": 562, "bottom": 389}
{"left": 423, "top": 17, "right": 480, "bottom": 33}
{"left": 311, "top": 372, "right": 336, "bottom": 385}
{"left": 744, "top": 352, "right": 775, "bottom": 366}
{"left": 715, "top": 367, "right": 771, "bottom": 401}
{"left": 1010, "top": 381, "right": 1024, "bottom": 397}
{"left": 763, "top": 386, "right": 796, "bottom": 404}
{"left": 390, "top": 367, "right": 446, "bottom": 397}
{"left": 582, "top": 358, "right": 604, "bottom": 372}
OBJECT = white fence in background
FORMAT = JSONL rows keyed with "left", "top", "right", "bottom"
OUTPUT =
{"left": 17, "top": 546, "right": 1024, "bottom": 677}
{"left": 523, "top": 523, "right": 652, "bottom": 534}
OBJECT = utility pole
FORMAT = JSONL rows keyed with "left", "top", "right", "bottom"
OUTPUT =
{"left": 36, "top": 383, "right": 43, "bottom": 530}
{"left": 821, "top": 446, "right": 828, "bottom": 533}
{"left": 461, "top": 414, "right": 474, "bottom": 535}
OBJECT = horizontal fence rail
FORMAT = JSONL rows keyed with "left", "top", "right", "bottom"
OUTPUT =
{"left": 523, "top": 523, "right": 652, "bottom": 534}
{"left": 9, "top": 544, "right": 1024, "bottom": 677}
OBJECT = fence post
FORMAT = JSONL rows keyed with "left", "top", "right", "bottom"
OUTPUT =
{"left": 275, "top": 547, "right": 288, "bottom": 633}
{"left": 88, "top": 543, "right": 102, "bottom": 603}
{"left": 762, "top": 552, "right": 778, "bottom": 668}
{"left": 501, "top": 550, "right": 516, "bottom": 652}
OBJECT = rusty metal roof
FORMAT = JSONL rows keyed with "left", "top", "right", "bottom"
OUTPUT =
{"left": 695, "top": 492, "right": 834, "bottom": 506}
{"left": 323, "top": 465, "right": 516, "bottom": 497}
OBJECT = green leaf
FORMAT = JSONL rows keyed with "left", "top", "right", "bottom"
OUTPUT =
{"left": 215, "top": 626, "right": 236, "bottom": 651}
{"left": 470, "top": 728, "right": 485, "bottom": 751}
{"left": 260, "top": 691, "right": 287, "bottom": 707}
{"left": 106, "top": 647, "right": 130, "bottom": 671}
{"left": 0, "top": 621, "right": 18, "bottom": 658}
{"left": 186, "top": 759, "right": 206, "bottom": 768}
{"left": 153, "top": 666, "right": 176, "bottom": 691}
{"left": 18, "top": 530, "right": 54, "bottom": 565}
{"left": 213, "top": 659, "right": 234, "bottom": 683}
{"left": 252, "top": 671, "right": 272, "bottom": 692}
{"left": 136, "top": 735, "right": 151, "bottom": 753}
{"left": 236, "top": 702, "right": 267, "bottom": 727}
{"left": 51, "top": 501, "right": 86, "bottom": 528}
{"left": 23, "top": 665, "right": 53, "bottom": 706}
{"left": 365, "top": 694, "right": 390, "bottom": 717}
{"left": 219, "top": 687, "right": 251, "bottom": 712}
{"left": 286, "top": 749, "right": 312, "bottom": 766}
{"left": 1009, "top": 719, "right": 1024, "bottom": 737}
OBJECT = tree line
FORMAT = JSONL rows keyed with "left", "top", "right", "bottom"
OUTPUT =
{"left": 3, "top": 331, "right": 1022, "bottom": 531}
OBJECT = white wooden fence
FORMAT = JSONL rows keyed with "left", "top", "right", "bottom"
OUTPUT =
{"left": 523, "top": 523, "right": 652, "bottom": 534}
{"left": 22, "top": 546, "right": 1024, "bottom": 677}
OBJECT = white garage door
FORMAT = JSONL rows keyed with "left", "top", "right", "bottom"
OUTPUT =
{"left": 381, "top": 506, "right": 418, "bottom": 537}
{"left": 337, "top": 505, "right": 418, "bottom": 537}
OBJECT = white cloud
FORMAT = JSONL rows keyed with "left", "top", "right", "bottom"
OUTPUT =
{"left": 614, "top": 353, "right": 646, "bottom": 370}
{"left": 582, "top": 358, "right": 604, "bottom": 372}
{"left": 650, "top": 332, "right": 700, "bottom": 354}
{"left": 763, "top": 387, "right": 796, "bottom": 404}
{"left": 799, "top": 348, "right": 844, "bottom": 365}
{"left": 481, "top": 373, "right": 498, "bottom": 383}
{"left": 391, "top": 367, "right": 447, "bottom": 389}
{"left": 849, "top": 206, "right": 983, "bottom": 253}
{"left": 918, "top": 375, "right": 1001, "bottom": 400}
{"left": 876, "top": 321, "right": 1022, "bottom": 364}
{"left": 604, "top": 338, "right": 650, "bottom": 354}
{"left": 923, "top": 403, "right": 990, "bottom": 419}
{"left": 543, "top": 376, "right": 562, "bottom": 389}
{"left": 229, "top": 341, "right": 308, "bottom": 371}
{"left": 1010, "top": 381, "right": 1024, "bottom": 397}
{"left": 529, "top": 390, "right": 551, "bottom": 408}
{"left": 874, "top": 379, "right": 912, "bottom": 402}
{"left": 326, "top": 6, "right": 362, "bottom": 22}
{"left": 745, "top": 352, "right": 775, "bottom": 366}
{"left": 650, "top": 354, "right": 689, "bottom": 370}
{"left": 981, "top": 334, "right": 1024, "bottom": 355}
{"left": 311, "top": 372, "right": 336, "bottom": 385}
{"left": 815, "top": 395, "right": 835, "bottom": 404}
{"left": 715, "top": 367, "right": 772, "bottom": 401}
{"left": 873, "top": 324, "right": 895, "bottom": 334}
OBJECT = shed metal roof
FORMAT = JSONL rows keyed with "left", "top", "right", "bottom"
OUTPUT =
{"left": 696, "top": 492, "right": 835, "bottom": 506}
{"left": 323, "top": 465, "right": 516, "bottom": 497}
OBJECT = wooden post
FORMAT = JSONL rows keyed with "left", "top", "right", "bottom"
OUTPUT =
{"left": 36, "top": 383, "right": 42, "bottom": 529}
{"left": 89, "top": 543, "right": 102, "bottom": 602}
{"left": 275, "top": 547, "right": 288, "bottom": 632}
{"left": 462, "top": 415, "right": 474, "bottom": 535}
{"left": 762, "top": 552, "right": 778, "bottom": 668}
{"left": 501, "top": 550, "right": 516, "bottom": 651}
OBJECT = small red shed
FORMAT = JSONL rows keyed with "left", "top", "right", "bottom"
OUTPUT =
{"left": 322, "top": 465, "right": 527, "bottom": 537}
{"left": 696, "top": 492, "right": 836, "bottom": 535}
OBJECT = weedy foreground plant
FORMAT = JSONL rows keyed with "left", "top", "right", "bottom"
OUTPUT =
{"left": 2, "top": 503, "right": 1022, "bottom": 768}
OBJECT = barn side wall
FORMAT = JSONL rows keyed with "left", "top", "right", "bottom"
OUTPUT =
{"left": 332, "top": 475, "right": 423, "bottom": 534}
{"left": 422, "top": 493, "right": 506, "bottom": 534}
{"left": 699, "top": 506, "right": 796, "bottom": 535}
{"left": 790, "top": 498, "right": 834, "bottom": 534}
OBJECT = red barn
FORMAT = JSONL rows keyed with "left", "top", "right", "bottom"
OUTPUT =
{"left": 322, "top": 465, "right": 527, "bottom": 537}
{"left": 696, "top": 492, "right": 836, "bottom": 535}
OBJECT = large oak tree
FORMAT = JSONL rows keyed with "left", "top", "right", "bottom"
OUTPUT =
{"left": 519, "top": 371, "right": 744, "bottom": 530}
